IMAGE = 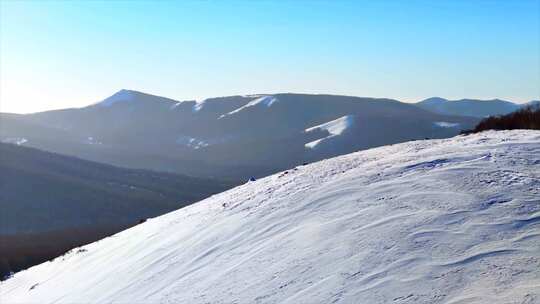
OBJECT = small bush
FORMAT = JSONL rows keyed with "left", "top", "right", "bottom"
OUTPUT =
{"left": 463, "top": 107, "right": 540, "bottom": 134}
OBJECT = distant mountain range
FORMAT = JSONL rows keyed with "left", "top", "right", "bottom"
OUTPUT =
{"left": 416, "top": 97, "right": 537, "bottom": 118}
{"left": 0, "top": 143, "right": 232, "bottom": 278}
{"left": 0, "top": 90, "right": 480, "bottom": 180}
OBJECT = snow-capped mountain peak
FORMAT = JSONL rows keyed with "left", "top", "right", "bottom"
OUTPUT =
{"left": 95, "top": 89, "right": 136, "bottom": 107}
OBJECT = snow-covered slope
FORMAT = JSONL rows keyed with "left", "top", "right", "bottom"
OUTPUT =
{"left": 2, "top": 131, "right": 539, "bottom": 304}
{"left": 219, "top": 95, "right": 278, "bottom": 118}
{"left": 95, "top": 89, "right": 136, "bottom": 107}
{"left": 305, "top": 115, "right": 355, "bottom": 149}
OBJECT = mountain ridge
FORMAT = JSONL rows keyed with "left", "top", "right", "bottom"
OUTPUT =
{"left": 0, "top": 91, "right": 479, "bottom": 180}
{"left": 415, "top": 96, "right": 530, "bottom": 118}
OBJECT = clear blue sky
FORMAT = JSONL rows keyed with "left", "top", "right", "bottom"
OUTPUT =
{"left": 1, "top": 0, "right": 539, "bottom": 113}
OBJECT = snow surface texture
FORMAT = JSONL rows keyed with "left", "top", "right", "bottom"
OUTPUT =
{"left": 2, "top": 130, "right": 539, "bottom": 304}
{"left": 219, "top": 96, "right": 278, "bottom": 119}
{"left": 305, "top": 115, "right": 355, "bottom": 149}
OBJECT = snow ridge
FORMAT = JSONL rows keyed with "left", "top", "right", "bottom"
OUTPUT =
{"left": 2, "top": 130, "right": 539, "bottom": 304}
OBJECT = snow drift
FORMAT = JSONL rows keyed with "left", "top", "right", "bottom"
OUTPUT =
{"left": 2, "top": 130, "right": 539, "bottom": 304}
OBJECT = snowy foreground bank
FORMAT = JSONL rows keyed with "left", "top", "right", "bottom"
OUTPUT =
{"left": 2, "top": 131, "right": 539, "bottom": 304}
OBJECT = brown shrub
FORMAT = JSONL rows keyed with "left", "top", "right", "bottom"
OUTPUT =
{"left": 462, "top": 107, "right": 540, "bottom": 134}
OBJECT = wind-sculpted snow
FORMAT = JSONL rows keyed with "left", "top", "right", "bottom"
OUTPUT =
{"left": 2, "top": 131, "right": 539, "bottom": 304}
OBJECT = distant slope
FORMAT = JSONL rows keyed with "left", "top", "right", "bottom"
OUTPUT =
{"left": 526, "top": 100, "right": 540, "bottom": 109}
{"left": 0, "top": 91, "right": 479, "bottom": 179}
{"left": 0, "top": 143, "right": 232, "bottom": 233}
{"left": 0, "top": 143, "right": 233, "bottom": 277}
{"left": 2, "top": 130, "right": 538, "bottom": 303}
{"left": 416, "top": 97, "right": 521, "bottom": 117}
